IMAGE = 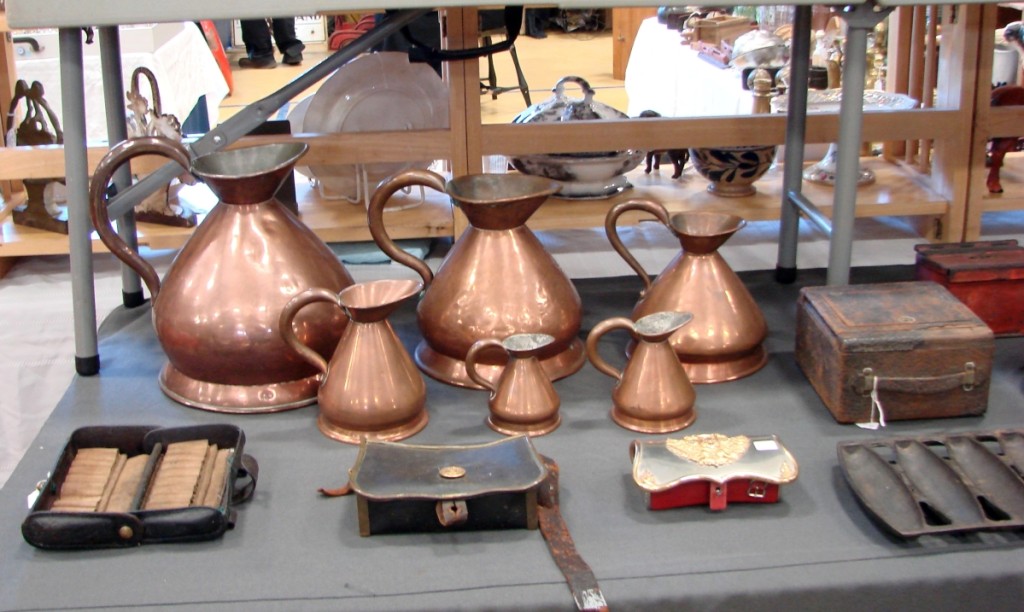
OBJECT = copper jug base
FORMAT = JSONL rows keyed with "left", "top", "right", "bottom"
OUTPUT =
{"left": 159, "top": 363, "right": 319, "bottom": 413}
{"left": 317, "top": 410, "right": 429, "bottom": 445}
{"left": 611, "top": 407, "right": 696, "bottom": 434}
{"left": 415, "top": 339, "right": 586, "bottom": 389}
{"left": 681, "top": 345, "right": 768, "bottom": 384}
{"left": 488, "top": 413, "right": 561, "bottom": 437}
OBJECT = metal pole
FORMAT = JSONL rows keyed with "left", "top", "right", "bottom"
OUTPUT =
{"left": 98, "top": 26, "right": 145, "bottom": 308}
{"left": 828, "top": 3, "right": 891, "bottom": 286}
{"left": 788, "top": 191, "right": 834, "bottom": 236}
{"left": 775, "top": 4, "right": 813, "bottom": 284}
{"left": 59, "top": 27, "right": 99, "bottom": 375}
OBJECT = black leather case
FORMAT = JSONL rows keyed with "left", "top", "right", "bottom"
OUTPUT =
{"left": 22, "top": 424, "right": 257, "bottom": 550}
{"left": 347, "top": 436, "right": 547, "bottom": 536}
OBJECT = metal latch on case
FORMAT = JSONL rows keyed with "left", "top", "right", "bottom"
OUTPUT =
{"left": 747, "top": 480, "right": 768, "bottom": 499}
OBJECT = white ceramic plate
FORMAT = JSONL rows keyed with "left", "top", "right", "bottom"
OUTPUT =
{"left": 302, "top": 52, "right": 449, "bottom": 201}
{"left": 286, "top": 95, "right": 314, "bottom": 179}
{"left": 771, "top": 89, "right": 918, "bottom": 114}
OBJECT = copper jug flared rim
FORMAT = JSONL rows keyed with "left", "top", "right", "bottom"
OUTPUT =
{"left": 666, "top": 211, "right": 746, "bottom": 254}
{"left": 634, "top": 311, "right": 693, "bottom": 339}
{"left": 191, "top": 142, "right": 309, "bottom": 180}
{"left": 447, "top": 173, "right": 561, "bottom": 205}
{"left": 667, "top": 210, "right": 746, "bottom": 238}
{"left": 338, "top": 279, "right": 423, "bottom": 321}
{"left": 500, "top": 332, "right": 557, "bottom": 355}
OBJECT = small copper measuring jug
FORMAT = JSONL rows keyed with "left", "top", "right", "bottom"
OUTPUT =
{"left": 465, "top": 333, "right": 561, "bottom": 436}
{"left": 586, "top": 311, "right": 697, "bottom": 433}
{"left": 280, "top": 279, "right": 427, "bottom": 444}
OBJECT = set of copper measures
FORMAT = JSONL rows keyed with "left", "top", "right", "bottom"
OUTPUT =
{"left": 90, "top": 142, "right": 768, "bottom": 443}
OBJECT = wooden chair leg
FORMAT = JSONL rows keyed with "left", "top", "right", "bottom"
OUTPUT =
{"left": 508, "top": 44, "right": 531, "bottom": 106}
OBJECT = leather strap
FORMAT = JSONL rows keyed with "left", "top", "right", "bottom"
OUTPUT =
{"left": 538, "top": 457, "right": 609, "bottom": 612}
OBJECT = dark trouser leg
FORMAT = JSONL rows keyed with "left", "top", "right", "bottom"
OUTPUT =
{"left": 240, "top": 19, "right": 274, "bottom": 59}
{"left": 271, "top": 18, "right": 305, "bottom": 59}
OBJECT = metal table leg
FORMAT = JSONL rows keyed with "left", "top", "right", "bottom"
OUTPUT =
{"left": 98, "top": 26, "right": 144, "bottom": 308}
{"left": 775, "top": 4, "right": 813, "bottom": 284}
{"left": 777, "top": 2, "right": 892, "bottom": 286}
{"left": 827, "top": 3, "right": 891, "bottom": 285}
{"left": 59, "top": 27, "right": 99, "bottom": 376}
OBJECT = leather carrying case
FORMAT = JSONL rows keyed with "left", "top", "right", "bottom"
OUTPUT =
{"left": 22, "top": 424, "right": 257, "bottom": 550}
{"left": 914, "top": 239, "right": 1024, "bottom": 337}
{"left": 796, "top": 281, "right": 994, "bottom": 424}
{"left": 347, "top": 435, "right": 546, "bottom": 535}
{"left": 327, "top": 436, "right": 608, "bottom": 611}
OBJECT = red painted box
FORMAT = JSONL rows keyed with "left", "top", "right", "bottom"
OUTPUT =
{"left": 630, "top": 434, "right": 797, "bottom": 511}
{"left": 914, "top": 240, "right": 1024, "bottom": 337}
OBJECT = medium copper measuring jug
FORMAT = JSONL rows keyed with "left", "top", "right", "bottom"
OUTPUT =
{"left": 280, "top": 279, "right": 428, "bottom": 444}
{"left": 605, "top": 201, "right": 768, "bottom": 383}
{"left": 466, "top": 333, "right": 562, "bottom": 436}
{"left": 369, "top": 170, "right": 584, "bottom": 389}
{"left": 89, "top": 137, "right": 354, "bottom": 412}
{"left": 586, "top": 311, "right": 697, "bottom": 433}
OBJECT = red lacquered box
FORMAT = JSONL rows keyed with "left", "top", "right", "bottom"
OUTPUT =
{"left": 629, "top": 434, "right": 798, "bottom": 512}
{"left": 914, "top": 240, "right": 1024, "bottom": 337}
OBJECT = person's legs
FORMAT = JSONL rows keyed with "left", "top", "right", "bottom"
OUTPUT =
{"left": 270, "top": 18, "right": 305, "bottom": 65}
{"left": 239, "top": 19, "right": 276, "bottom": 68}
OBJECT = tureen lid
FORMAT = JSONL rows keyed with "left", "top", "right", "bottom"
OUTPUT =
{"left": 513, "top": 76, "right": 628, "bottom": 124}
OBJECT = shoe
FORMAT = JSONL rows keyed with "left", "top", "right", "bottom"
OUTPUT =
{"left": 282, "top": 51, "right": 303, "bottom": 66}
{"left": 238, "top": 55, "right": 277, "bottom": 69}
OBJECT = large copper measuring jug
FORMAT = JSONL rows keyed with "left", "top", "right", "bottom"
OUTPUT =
{"left": 369, "top": 170, "right": 584, "bottom": 389}
{"left": 90, "top": 137, "right": 354, "bottom": 412}
{"left": 606, "top": 201, "right": 767, "bottom": 383}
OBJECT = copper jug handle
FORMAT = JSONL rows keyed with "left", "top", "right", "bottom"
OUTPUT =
{"left": 604, "top": 199, "right": 672, "bottom": 296}
{"left": 279, "top": 287, "right": 343, "bottom": 376}
{"left": 465, "top": 338, "right": 505, "bottom": 393}
{"left": 367, "top": 168, "right": 447, "bottom": 286}
{"left": 585, "top": 317, "right": 637, "bottom": 381}
{"left": 89, "top": 136, "right": 193, "bottom": 299}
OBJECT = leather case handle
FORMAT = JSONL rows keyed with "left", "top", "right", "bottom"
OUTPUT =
{"left": 232, "top": 454, "right": 259, "bottom": 505}
{"left": 858, "top": 362, "right": 981, "bottom": 395}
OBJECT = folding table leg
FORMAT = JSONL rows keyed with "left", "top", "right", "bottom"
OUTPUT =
{"left": 59, "top": 27, "right": 100, "bottom": 375}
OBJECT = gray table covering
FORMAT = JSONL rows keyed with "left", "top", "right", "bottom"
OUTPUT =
{"left": 2, "top": 266, "right": 1023, "bottom": 611}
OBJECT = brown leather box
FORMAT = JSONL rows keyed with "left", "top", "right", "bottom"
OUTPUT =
{"left": 914, "top": 240, "right": 1024, "bottom": 337}
{"left": 796, "top": 281, "right": 994, "bottom": 423}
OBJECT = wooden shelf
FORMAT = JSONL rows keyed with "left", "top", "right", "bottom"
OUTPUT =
{"left": 528, "top": 157, "right": 949, "bottom": 231}
{"left": 0, "top": 176, "right": 454, "bottom": 256}
{"left": 0, "top": 5, "right": 995, "bottom": 269}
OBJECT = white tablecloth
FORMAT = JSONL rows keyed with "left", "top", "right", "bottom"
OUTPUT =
{"left": 625, "top": 17, "right": 753, "bottom": 118}
{"left": 14, "top": 22, "right": 229, "bottom": 143}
